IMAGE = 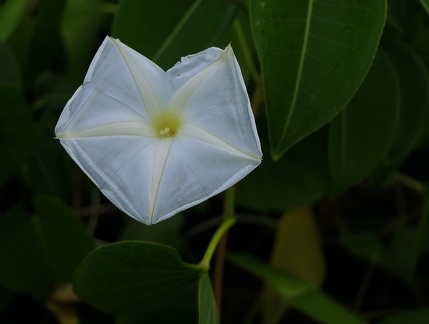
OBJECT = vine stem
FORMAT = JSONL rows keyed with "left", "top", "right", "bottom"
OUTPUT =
{"left": 199, "top": 187, "right": 236, "bottom": 315}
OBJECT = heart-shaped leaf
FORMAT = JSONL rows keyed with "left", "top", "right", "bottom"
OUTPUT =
{"left": 73, "top": 241, "right": 213, "bottom": 321}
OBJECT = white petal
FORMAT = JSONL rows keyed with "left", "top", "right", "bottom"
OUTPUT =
{"left": 167, "top": 45, "right": 262, "bottom": 159}
{"left": 151, "top": 135, "right": 261, "bottom": 224}
{"left": 59, "top": 136, "right": 157, "bottom": 225}
{"left": 55, "top": 37, "right": 163, "bottom": 137}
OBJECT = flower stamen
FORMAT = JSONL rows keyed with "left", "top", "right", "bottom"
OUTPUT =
{"left": 153, "top": 112, "right": 181, "bottom": 138}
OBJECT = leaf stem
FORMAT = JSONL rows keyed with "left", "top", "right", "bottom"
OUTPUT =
{"left": 199, "top": 213, "right": 235, "bottom": 271}
{"left": 393, "top": 172, "right": 425, "bottom": 192}
{"left": 199, "top": 187, "right": 236, "bottom": 269}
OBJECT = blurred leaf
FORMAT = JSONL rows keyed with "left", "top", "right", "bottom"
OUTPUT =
{"left": 420, "top": 0, "right": 429, "bottom": 16}
{"left": 8, "top": 0, "right": 66, "bottom": 86}
{"left": 262, "top": 207, "right": 325, "bottom": 323}
{"left": 236, "top": 120, "right": 330, "bottom": 211}
{"left": 391, "top": 227, "right": 415, "bottom": 284}
{"left": 372, "top": 40, "right": 429, "bottom": 183}
{"left": 0, "top": 206, "right": 56, "bottom": 297}
{"left": 379, "top": 308, "right": 429, "bottom": 323}
{"left": 32, "top": 194, "right": 94, "bottom": 281}
{"left": 0, "top": 84, "right": 35, "bottom": 186}
{"left": 228, "top": 253, "right": 367, "bottom": 324}
{"left": 0, "top": 195, "right": 94, "bottom": 297}
{"left": 60, "top": 0, "right": 106, "bottom": 81}
{"left": 198, "top": 274, "right": 218, "bottom": 324}
{"left": 33, "top": 72, "right": 79, "bottom": 111}
{"left": 0, "top": 0, "right": 28, "bottom": 41}
{"left": 250, "top": 0, "right": 387, "bottom": 159}
{"left": 339, "top": 231, "right": 394, "bottom": 271}
{"left": 23, "top": 115, "right": 74, "bottom": 199}
{"left": 0, "top": 42, "right": 21, "bottom": 85}
{"left": 328, "top": 51, "right": 399, "bottom": 193}
{"left": 74, "top": 241, "right": 202, "bottom": 319}
{"left": 113, "top": 0, "right": 236, "bottom": 70}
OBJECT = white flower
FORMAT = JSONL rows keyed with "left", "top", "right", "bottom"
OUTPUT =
{"left": 55, "top": 36, "right": 262, "bottom": 225}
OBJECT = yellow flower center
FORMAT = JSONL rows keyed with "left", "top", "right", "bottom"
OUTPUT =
{"left": 153, "top": 112, "right": 181, "bottom": 138}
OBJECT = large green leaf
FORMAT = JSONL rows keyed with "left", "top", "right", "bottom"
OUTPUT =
{"left": 372, "top": 40, "right": 429, "bottom": 182}
{"left": 228, "top": 253, "right": 367, "bottom": 324}
{"left": 113, "top": 0, "right": 236, "bottom": 70}
{"left": 328, "top": 50, "right": 399, "bottom": 193}
{"left": 0, "top": 84, "right": 34, "bottom": 186}
{"left": 250, "top": 0, "right": 387, "bottom": 159}
{"left": 236, "top": 120, "right": 330, "bottom": 211}
{"left": 73, "top": 241, "right": 203, "bottom": 318}
{"left": 0, "top": 0, "right": 28, "bottom": 41}
{"left": 198, "top": 274, "right": 218, "bottom": 324}
{"left": 0, "top": 194, "right": 94, "bottom": 297}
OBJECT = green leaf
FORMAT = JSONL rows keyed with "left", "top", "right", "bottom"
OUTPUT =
{"left": 0, "top": 206, "right": 53, "bottom": 297}
{"left": 0, "top": 195, "right": 94, "bottom": 297}
{"left": 419, "top": 0, "right": 429, "bottom": 16}
{"left": 8, "top": 0, "right": 66, "bottom": 86}
{"left": 328, "top": 50, "right": 399, "bottom": 193}
{"left": 339, "top": 231, "right": 395, "bottom": 273}
{"left": 236, "top": 120, "right": 330, "bottom": 211}
{"left": 60, "top": 0, "right": 105, "bottom": 80}
{"left": 0, "top": 84, "right": 35, "bottom": 186}
{"left": 32, "top": 194, "right": 95, "bottom": 281}
{"left": 0, "top": 0, "right": 28, "bottom": 41}
{"left": 250, "top": 0, "right": 387, "bottom": 159}
{"left": 23, "top": 118, "right": 74, "bottom": 199}
{"left": 198, "top": 274, "right": 218, "bottom": 324}
{"left": 262, "top": 207, "right": 325, "bottom": 323}
{"left": 113, "top": 0, "right": 236, "bottom": 70}
{"left": 372, "top": 40, "right": 429, "bottom": 183}
{"left": 73, "top": 241, "right": 203, "bottom": 317}
{"left": 228, "top": 253, "right": 367, "bottom": 324}
{"left": 0, "top": 42, "right": 21, "bottom": 86}
{"left": 379, "top": 308, "right": 429, "bottom": 323}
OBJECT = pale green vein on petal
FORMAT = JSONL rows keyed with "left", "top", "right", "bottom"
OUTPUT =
{"left": 168, "top": 45, "right": 231, "bottom": 113}
{"left": 180, "top": 123, "right": 261, "bottom": 161}
{"left": 278, "top": 0, "right": 314, "bottom": 151}
{"left": 111, "top": 38, "right": 161, "bottom": 118}
{"left": 150, "top": 138, "right": 173, "bottom": 224}
{"left": 56, "top": 121, "right": 155, "bottom": 138}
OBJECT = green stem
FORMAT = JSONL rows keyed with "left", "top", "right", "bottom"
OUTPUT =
{"left": 394, "top": 172, "right": 425, "bottom": 192}
{"left": 199, "top": 217, "right": 235, "bottom": 270}
{"left": 199, "top": 187, "right": 236, "bottom": 270}
{"left": 233, "top": 18, "right": 259, "bottom": 84}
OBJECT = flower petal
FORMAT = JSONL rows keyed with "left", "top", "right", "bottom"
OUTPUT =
{"left": 152, "top": 135, "right": 261, "bottom": 224}
{"left": 55, "top": 37, "right": 163, "bottom": 137}
{"left": 59, "top": 136, "right": 157, "bottom": 224}
{"left": 167, "top": 45, "right": 262, "bottom": 159}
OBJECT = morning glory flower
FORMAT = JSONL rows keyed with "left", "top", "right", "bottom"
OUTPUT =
{"left": 55, "top": 36, "right": 262, "bottom": 225}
